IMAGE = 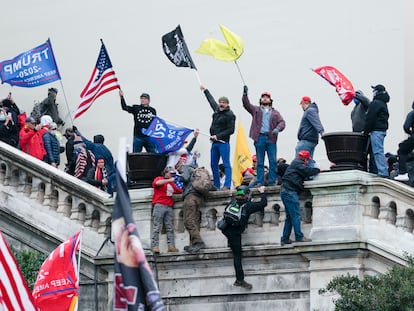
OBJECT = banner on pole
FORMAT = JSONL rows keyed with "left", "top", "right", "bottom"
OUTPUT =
{"left": 0, "top": 39, "right": 61, "bottom": 88}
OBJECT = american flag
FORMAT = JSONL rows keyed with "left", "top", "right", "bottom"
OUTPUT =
{"left": 75, "top": 41, "right": 120, "bottom": 119}
{"left": 0, "top": 230, "right": 37, "bottom": 311}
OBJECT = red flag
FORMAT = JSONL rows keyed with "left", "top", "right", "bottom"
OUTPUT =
{"left": 75, "top": 41, "right": 120, "bottom": 119}
{"left": 313, "top": 66, "right": 355, "bottom": 105}
{"left": 0, "top": 231, "right": 37, "bottom": 311}
{"left": 32, "top": 231, "right": 81, "bottom": 311}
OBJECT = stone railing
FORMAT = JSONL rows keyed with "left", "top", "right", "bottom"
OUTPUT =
{"left": 309, "top": 170, "right": 414, "bottom": 254}
{"left": 3, "top": 139, "right": 414, "bottom": 310}
{"left": 0, "top": 141, "right": 114, "bottom": 259}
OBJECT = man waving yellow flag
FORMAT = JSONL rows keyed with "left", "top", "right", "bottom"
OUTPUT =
{"left": 232, "top": 122, "right": 253, "bottom": 186}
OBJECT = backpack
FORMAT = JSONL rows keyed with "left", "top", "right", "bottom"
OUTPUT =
{"left": 223, "top": 199, "right": 245, "bottom": 226}
{"left": 31, "top": 100, "right": 44, "bottom": 123}
{"left": 190, "top": 167, "right": 212, "bottom": 196}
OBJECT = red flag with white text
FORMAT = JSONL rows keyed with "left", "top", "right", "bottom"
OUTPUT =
{"left": 32, "top": 231, "right": 81, "bottom": 311}
{"left": 313, "top": 65, "right": 355, "bottom": 105}
{"left": 0, "top": 230, "right": 37, "bottom": 311}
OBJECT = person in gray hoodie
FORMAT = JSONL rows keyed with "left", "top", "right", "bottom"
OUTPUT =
{"left": 351, "top": 90, "right": 370, "bottom": 132}
{"left": 295, "top": 96, "right": 325, "bottom": 158}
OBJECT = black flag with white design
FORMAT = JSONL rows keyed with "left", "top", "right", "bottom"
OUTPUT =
{"left": 162, "top": 25, "right": 197, "bottom": 69}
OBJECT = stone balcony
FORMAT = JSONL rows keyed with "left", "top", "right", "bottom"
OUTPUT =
{"left": 1, "top": 140, "right": 414, "bottom": 310}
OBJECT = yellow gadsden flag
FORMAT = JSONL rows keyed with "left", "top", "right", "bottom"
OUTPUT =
{"left": 196, "top": 24, "right": 244, "bottom": 62}
{"left": 232, "top": 122, "right": 252, "bottom": 187}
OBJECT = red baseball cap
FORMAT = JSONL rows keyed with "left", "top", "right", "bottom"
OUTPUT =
{"left": 301, "top": 96, "right": 311, "bottom": 103}
{"left": 298, "top": 150, "right": 311, "bottom": 159}
{"left": 261, "top": 91, "right": 272, "bottom": 98}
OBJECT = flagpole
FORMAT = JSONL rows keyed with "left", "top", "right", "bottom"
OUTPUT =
{"left": 234, "top": 60, "right": 246, "bottom": 85}
{"left": 77, "top": 228, "right": 83, "bottom": 280}
{"left": 59, "top": 80, "right": 74, "bottom": 126}
{"left": 194, "top": 70, "right": 202, "bottom": 86}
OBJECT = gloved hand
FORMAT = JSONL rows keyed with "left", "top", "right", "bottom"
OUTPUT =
{"left": 272, "top": 128, "right": 279, "bottom": 136}
{"left": 243, "top": 85, "right": 248, "bottom": 96}
{"left": 313, "top": 162, "right": 321, "bottom": 169}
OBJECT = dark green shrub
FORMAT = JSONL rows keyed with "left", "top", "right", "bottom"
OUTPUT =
{"left": 11, "top": 247, "right": 46, "bottom": 290}
{"left": 319, "top": 256, "right": 414, "bottom": 311}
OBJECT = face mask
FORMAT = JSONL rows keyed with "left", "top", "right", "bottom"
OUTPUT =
{"left": 0, "top": 114, "right": 5, "bottom": 122}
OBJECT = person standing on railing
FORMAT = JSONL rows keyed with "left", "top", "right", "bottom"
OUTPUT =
{"left": 200, "top": 85, "right": 236, "bottom": 191}
{"left": 242, "top": 85, "right": 286, "bottom": 187}
{"left": 364, "top": 84, "right": 390, "bottom": 178}
{"left": 119, "top": 90, "right": 157, "bottom": 153}
{"left": 295, "top": 96, "right": 325, "bottom": 158}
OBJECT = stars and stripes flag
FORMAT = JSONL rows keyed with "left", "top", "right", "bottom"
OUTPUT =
{"left": 0, "top": 230, "right": 37, "bottom": 311}
{"left": 32, "top": 231, "right": 81, "bottom": 311}
{"left": 75, "top": 40, "right": 120, "bottom": 119}
{"left": 313, "top": 65, "right": 355, "bottom": 105}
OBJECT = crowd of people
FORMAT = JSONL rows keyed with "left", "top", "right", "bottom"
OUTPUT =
{"left": 2, "top": 82, "right": 413, "bottom": 290}
{"left": 0, "top": 88, "right": 116, "bottom": 196}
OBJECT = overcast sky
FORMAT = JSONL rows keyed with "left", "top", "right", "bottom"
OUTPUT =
{"left": 2, "top": 0, "right": 412, "bottom": 170}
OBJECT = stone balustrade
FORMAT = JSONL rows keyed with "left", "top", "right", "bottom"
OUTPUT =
{"left": 0, "top": 141, "right": 114, "bottom": 259}
{"left": 2, "top": 139, "right": 414, "bottom": 310}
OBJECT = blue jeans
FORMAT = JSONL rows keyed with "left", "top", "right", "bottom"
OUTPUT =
{"left": 295, "top": 140, "right": 317, "bottom": 158}
{"left": 211, "top": 142, "right": 231, "bottom": 188}
{"left": 370, "top": 131, "right": 388, "bottom": 177}
{"left": 280, "top": 188, "right": 304, "bottom": 242}
{"left": 254, "top": 135, "right": 277, "bottom": 185}
{"left": 133, "top": 135, "right": 158, "bottom": 153}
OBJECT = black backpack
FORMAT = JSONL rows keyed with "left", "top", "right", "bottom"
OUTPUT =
{"left": 223, "top": 199, "right": 246, "bottom": 226}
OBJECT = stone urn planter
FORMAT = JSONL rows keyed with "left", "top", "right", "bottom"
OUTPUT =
{"left": 322, "top": 132, "right": 369, "bottom": 171}
{"left": 127, "top": 152, "right": 167, "bottom": 189}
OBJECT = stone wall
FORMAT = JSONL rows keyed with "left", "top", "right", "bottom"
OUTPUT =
{"left": 1, "top": 141, "right": 414, "bottom": 310}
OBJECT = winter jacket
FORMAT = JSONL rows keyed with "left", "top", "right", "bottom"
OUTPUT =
{"left": 19, "top": 126, "right": 47, "bottom": 160}
{"left": 297, "top": 103, "right": 324, "bottom": 144}
{"left": 82, "top": 136, "right": 115, "bottom": 175}
{"left": 364, "top": 91, "right": 390, "bottom": 133}
{"left": 39, "top": 93, "right": 63, "bottom": 125}
{"left": 222, "top": 193, "right": 267, "bottom": 234}
{"left": 86, "top": 165, "right": 108, "bottom": 191}
{"left": 242, "top": 94, "right": 286, "bottom": 143}
{"left": 281, "top": 158, "right": 320, "bottom": 193}
{"left": 43, "top": 131, "right": 61, "bottom": 165}
{"left": 203, "top": 89, "right": 235, "bottom": 142}
{"left": 403, "top": 110, "right": 414, "bottom": 138}
{"left": 120, "top": 96, "right": 156, "bottom": 137}
{"left": 351, "top": 92, "right": 370, "bottom": 132}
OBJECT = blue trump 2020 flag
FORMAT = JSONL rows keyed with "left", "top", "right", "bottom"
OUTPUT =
{"left": 0, "top": 39, "right": 61, "bottom": 88}
{"left": 142, "top": 116, "right": 193, "bottom": 154}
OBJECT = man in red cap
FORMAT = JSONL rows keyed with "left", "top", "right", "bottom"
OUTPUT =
{"left": 280, "top": 150, "right": 320, "bottom": 246}
{"left": 242, "top": 85, "right": 285, "bottom": 186}
{"left": 296, "top": 96, "right": 325, "bottom": 158}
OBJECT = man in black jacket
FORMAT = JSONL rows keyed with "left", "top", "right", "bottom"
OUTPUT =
{"left": 220, "top": 185, "right": 267, "bottom": 289}
{"left": 364, "top": 84, "right": 390, "bottom": 177}
{"left": 200, "top": 85, "right": 236, "bottom": 190}
{"left": 119, "top": 90, "right": 157, "bottom": 153}
{"left": 280, "top": 150, "right": 320, "bottom": 246}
